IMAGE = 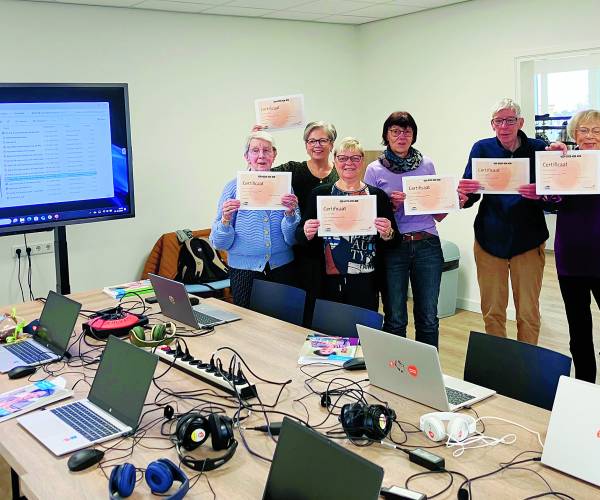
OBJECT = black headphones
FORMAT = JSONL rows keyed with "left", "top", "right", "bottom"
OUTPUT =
{"left": 339, "top": 402, "right": 396, "bottom": 441}
{"left": 173, "top": 412, "right": 238, "bottom": 472}
{"left": 109, "top": 459, "right": 189, "bottom": 499}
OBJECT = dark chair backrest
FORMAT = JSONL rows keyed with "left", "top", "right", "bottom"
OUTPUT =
{"left": 249, "top": 280, "right": 306, "bottom": 326}
{"left": 311, "top": 299, "right": 383, "bottom": 338}
{"left": 463, "top": 331, "right": 572, "bottom": 410}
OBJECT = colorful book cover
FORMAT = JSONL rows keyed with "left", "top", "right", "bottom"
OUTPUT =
{"left": 0, "top": 378, "right": 73, "bottom": 422}
{"left": 102, "top": 279, "right": 154, "bottom": 299}
{"left": 298, "top": 335, "right": 360, "bottom": 365}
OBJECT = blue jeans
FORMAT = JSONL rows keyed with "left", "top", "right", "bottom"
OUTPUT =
{"left": 382, "top": 237, "right": 443, "bottom": 348}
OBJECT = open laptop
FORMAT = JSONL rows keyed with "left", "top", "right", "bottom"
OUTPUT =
{"left": 262, "top": 417, "right": 383, "bottom": 500}
{"left": 0, "top": 291, "right": 82, "bottom": 373}
{"left": 17, "top": 335, "right": 158, "bottom": 456}
{"left": 542, "top": 376, "right": 600, "bottom": 486}
{"left": 148, "top": 273, "right": 240, "bottom": 328}
{"left": 356, "top": 325, "right": 495, "bottom": 411}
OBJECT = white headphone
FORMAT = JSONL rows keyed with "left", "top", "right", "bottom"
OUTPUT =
{"left": 419, "top": 412, "right": 477, "bottom": 442}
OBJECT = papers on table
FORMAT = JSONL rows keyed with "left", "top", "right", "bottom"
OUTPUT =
{"left": 402, "top": 175, "right": 459, "bottom": 215}
{"left": 254, "top": 94, "right": 305, "bottom": 131}
{"left": 472, "top": 158, "right": 530, "bottom": 194}
{"left": 317, "top": 195, "right": 377, "bottom": 237}
{"left": 236, "top": 171, "right": 291, "bottom": 210}
{"left": 535, "top": 150, "right": 600, "bottom": 195}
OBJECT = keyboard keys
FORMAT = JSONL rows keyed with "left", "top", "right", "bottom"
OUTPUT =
{"left": 193, "top": 310, "right": 220, "bottom": 326}
{"left": 445, "top": 387, "right": 475, "bottom": 406}
{"left": 51, "top": 402, "right": 120, "bottom": 442}
{"left": 5, "top": 342, "right": 52, "bottom": 364}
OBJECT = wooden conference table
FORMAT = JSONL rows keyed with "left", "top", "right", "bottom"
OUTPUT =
{"left": 0, "top": 291, "right": 596, "bottom": 499}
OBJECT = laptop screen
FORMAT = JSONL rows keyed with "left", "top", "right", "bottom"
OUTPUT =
{"left": 262, "top": 418, "right": 383, "bottom": 500}
{"left": 36, "top": 291, "right": 82, "bottom": 355}
{"left": 88, "top": 336, "right": 158, "bottom": 429}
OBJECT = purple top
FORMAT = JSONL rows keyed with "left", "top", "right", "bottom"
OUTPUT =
{"left": 554, "top": 194, "right": 600, "bottom": 277}
{"left": 364, "top": 156, "right": 439, "bottom": 235}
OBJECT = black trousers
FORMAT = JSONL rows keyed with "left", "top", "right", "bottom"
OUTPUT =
{"left": 229, "top": 262, "right": 296, "bottom": 309}
{"left": 558, "top": 275, "right": 600, "bottom": 383}
{"left": 323, "top": 272, "right": 379, "bottom": 312}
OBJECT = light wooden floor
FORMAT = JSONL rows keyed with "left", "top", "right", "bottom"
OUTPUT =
{"left": 1, "top": 252, "right": 597, "bottom": 499}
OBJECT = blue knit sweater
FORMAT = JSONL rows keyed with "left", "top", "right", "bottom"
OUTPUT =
{"left": 210, "top": 179, "right": 300, "bottom": 271}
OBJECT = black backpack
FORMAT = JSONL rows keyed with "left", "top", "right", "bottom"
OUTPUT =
{"left": 175, "top": 237, "right": 229, "bottom": 285}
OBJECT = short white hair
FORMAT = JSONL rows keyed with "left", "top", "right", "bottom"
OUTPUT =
{"left": 491, "top": 98, "right": 521, "bottom": 119}
{"left": 244, "top": 131, "right": 276, "bottom": 154}
{"left": 567, "top": 109, "right": 600, "bottom": 140}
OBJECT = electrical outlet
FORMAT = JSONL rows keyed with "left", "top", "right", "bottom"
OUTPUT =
{"left": 12, "top": 241, "right": 54, "bottom": 258}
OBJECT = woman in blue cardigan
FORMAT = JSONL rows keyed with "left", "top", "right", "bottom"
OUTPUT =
{"left": 210, "top": 132, "right": 300, "bottom": 308}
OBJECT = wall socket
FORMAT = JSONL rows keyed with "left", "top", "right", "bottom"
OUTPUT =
{"left": 12, "top": 241, "right": 54, "bottom": 258}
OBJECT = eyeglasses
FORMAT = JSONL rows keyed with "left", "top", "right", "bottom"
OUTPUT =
{"left": 388, "top": 127, "right": 413, "bottom": 137}
{"left": 306, "top": 138, "right": 331, "bottom": 146}
{"left": 491, "top": 117, "right": 519, "bottom": 126}
{"left": 577, "top": 127, "right": 600, "bottom": 136}
{"left": 248, "top": 148, "right": 274, "bottom": 156}
{"left": 335, "top": 155, "right": 363, "bottom": 163}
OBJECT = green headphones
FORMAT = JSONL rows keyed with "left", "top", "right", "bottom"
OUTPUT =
{"left": 129, "top": 323, "right": 176, "bottom": 348}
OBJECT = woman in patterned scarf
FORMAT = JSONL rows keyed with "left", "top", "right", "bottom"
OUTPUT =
{"left": 364, "top": 112, "right": 446, "bottom": 348}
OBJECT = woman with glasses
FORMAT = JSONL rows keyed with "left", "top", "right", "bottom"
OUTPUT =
{"left": 210, "top": 131, "right": 300, "bottom": 308}
{"left": 364, "top": 111, "right": 445, "bottom": 348}
{"left": 296, "top": 137, "right": 396, "bottom": 311}
{"left": 255, "top": 121, "right": 339, "bottom": 324}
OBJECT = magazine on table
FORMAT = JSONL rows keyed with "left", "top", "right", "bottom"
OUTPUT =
{"left": 102, "top": 279, "right": 154, "bottom": 299}
{"left": 0, "top": 377, "right": 72, "bottom": 422}
{"left": 298, "top": 335, "right": 360, "bottom": 365}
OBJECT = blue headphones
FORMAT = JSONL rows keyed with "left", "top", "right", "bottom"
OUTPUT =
{"left": 108, "top": 458, "right": 189, "bottom": 499}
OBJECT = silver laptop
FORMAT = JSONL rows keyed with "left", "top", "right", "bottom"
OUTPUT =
{"left": 356, "top": 325, "right": 495, "bottom": 411}
{"left": 542, "top": 376, "right": 600, "bottom": 486}
{"left": 0, "top": 291, "right": 81, "bottom": 373}
{"left": 18, "top": 335, "right": 158, "bottom": 456}
{"left": 148, "top": 273, "right": 240, "bottom": 328}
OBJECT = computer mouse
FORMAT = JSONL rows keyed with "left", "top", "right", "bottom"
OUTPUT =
{"left": 7, "top": 365, "right": 37, "bottom": 380}
{"left": 67, "top": 448, "right": 105, "bottom": 472}
{"left": 343, "top": 357, "right": 366, "bottom": 371}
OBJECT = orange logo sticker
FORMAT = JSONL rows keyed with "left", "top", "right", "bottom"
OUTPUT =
{"left": 408, "top": 365, "right": 418, "bottom": 378}
{"left": 597, "top": 429, "right": 600, "bottom": 438}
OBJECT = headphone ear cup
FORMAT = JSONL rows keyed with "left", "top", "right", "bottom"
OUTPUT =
{"left": 422, "top": 416, "right": 446, "bottom": 442}
{"left": 151, "top": 324, "right": 166, "bottom": 341}
{"left": 110, "top": 463, "right": 136, "bottom": 498}
{"left": 208, "top": 413, "right": 233, "bottom": 451}
{"left": 447, "top": 417, "right": 470, "bottom": 442}
{"left": 130, "top": 326, "right": 146, "bottom": 342}
{"left": 340, "top": 403, "right": 365, "bottom": 438}
{"left": 176, "top": 413, "right": 208, "bottom": 451}
{"left": 145, "top": 460, "right": 173, "bottom": 494}
{"left": 363, "top": 405, "right": 393, "bottom": 441}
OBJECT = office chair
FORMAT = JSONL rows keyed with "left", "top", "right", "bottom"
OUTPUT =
{"left": 249, "top": 280, "right": 306, "bottom": 326}
{"left": 311, "top": 299, "right": 383, "bottom": 338}
{"left": 463, "top": 331, "right": 572, "bottom": 410}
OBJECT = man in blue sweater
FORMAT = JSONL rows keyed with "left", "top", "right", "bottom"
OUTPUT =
{"left": 458, "top": 99, "right": 548, "bottom": 345}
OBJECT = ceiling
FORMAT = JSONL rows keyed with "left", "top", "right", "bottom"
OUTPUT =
{"left": 18, "top": 0, "right": 469, "bottom": 25}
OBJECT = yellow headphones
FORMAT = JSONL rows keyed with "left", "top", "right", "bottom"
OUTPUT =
{"left": 129, "top": 323, "right": 176, "bottom": 348}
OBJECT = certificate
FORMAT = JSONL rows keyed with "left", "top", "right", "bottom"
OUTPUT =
{"left": 254, "top": 94, "right": 305, "bottom": 131}
{"left": 472, "top": 158, "right": 530, "bottom": 194}
{"left": 236, "top": 171, "right": 291, "bottom": 210}
{"left": 535, "top": 150, "right": 600, "bottom": 195}
{"left": 402, "top": 175, "right": 459, "bottom": 215}
{"left": 317, "top": 195, "right": 377, "bottom": 237}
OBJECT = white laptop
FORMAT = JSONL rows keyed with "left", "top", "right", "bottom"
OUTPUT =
{"left": 356, "top": 325, "right": 495, "bottom": 411}
{"left": 0, "top": 291, "right": 81, "bottom": 373}
{"left": 542, "top": 376, "right": 600, "bottom": 486}
{"left": 149, "top": 273, "right": 240, "bottom": 328}
{"left": 18, "top": 336, "right": 158, "bottom": 456}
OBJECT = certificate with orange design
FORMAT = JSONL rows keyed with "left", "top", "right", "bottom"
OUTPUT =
{"left": 317, "top": 195, "right": 377, "bottom": 237}
{"left": 535, "top": 150, "right": 600, "bottom": 195}
{"left": 236, "top": 171, "right": 291, "bottom": 210}
{"left": 472, "top": 158, "right": 530, "bottom": 194}
{"left": 402, "top": 175, "right": 459, "bottom": 215}
{"left": 254, "top": 94, "right": 305, "bottom": 131}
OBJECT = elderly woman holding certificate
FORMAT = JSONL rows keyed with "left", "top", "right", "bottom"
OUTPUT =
{"left": 364, "top": 111, "right": 446, "bottom": 348}
{"left": 296, "top": 137, "right": 396, "bottom": 311}
{"left": 210, "top": 131, "right": 300, "bottom": 308}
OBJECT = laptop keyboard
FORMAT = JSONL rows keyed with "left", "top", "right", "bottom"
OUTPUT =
{"left": 445, "top": 387, "right": 475, "bottom": 406}
{"left": 193, "top": 310, "right": 221, "bottom": 325}
{"left": 5, "top": 341, "right": 52, "bottom": 364}
{"left": 51, "top": 402, "right": 121, "bottom": 442}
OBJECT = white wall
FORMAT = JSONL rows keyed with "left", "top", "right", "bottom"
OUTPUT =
{"left": 357, "top": 0, "right": 600, "bottom": 314}
{"left": 2, "top": 0, "right": 600, "bottom": 313}
{"left": 0, "top": 1, "right": 359, "bottom": 305}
